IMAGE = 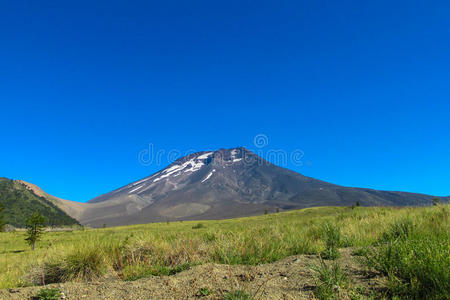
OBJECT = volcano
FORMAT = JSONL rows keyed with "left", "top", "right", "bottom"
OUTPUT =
{"left": 70, "top": 147, "right": 446, "bottom": 227}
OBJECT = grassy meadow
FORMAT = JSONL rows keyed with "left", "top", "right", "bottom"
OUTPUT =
{"left": 0, "top": 205, "right": 449, "bottom": 299}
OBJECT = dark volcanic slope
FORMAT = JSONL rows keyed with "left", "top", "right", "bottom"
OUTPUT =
{"left": 79, "top": 148, "right": 447, "bottom": 227}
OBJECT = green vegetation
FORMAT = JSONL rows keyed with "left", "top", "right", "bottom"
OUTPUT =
{"left": 433, "top": 196, "right": 440, "bottom": 206}
{"left": 25, "top": 213, "right": 47, "bottom": 250}
{"left": 43, "top": 245, "right": 106, "bottom": 283}
{"left": 192, "top": 222, "right": 205, "bottom": 229}
{"left": 0, "top": 178, "right": 79, "bottom": 227}
{"left": 0, "top": 202, "right": 5, "bottom": 232}
{"left": 33, "top": 287, "right": 61, "bottom": 300}
{"left": 363, "top": 209, "right": 449, "bottom": 299}
{"left": 320, "top": 222, "right": 344, "bottom": 260}
{"left": 223, "top": 290, "right": 251, "bottom": 300}
{"left": 312, "top": 259, "right": 348, "bottom": 300}
{"left": 0, "top": 205, "right": 448, "bottom": 299}
{"left": 196, "top": 287, "right": 213, "bottom": 296}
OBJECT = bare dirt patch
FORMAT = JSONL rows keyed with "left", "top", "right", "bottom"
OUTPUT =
{"left": 0, "top": 249, "right": 384, "bottom": 299}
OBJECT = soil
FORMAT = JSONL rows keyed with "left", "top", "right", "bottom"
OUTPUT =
{"left": 0, "top": 249, "right": 385, "bottom": 300}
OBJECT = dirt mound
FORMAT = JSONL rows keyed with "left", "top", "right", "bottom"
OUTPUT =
{"left": 0, "top": 249, "right": 384, "bottom": 299}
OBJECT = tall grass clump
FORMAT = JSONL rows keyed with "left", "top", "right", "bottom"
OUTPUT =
{"left": 62, "top": 246, "right": 106, "bottom": 281}
{"left": 108, "top": 235, "right": 202, "bottom": 281}
{"left": 312, "top": 259, "right": 348, "bottom": 300}
{"left": 364, "top": 210, "right": 450, "bottom": 299}
{"left": 380, "top": 217, "right": 415, "bottom": 242}
{"left": 212, "top": 224, "right": 318, "bottom": 265}
{"left": 320, "top": 222, "right": 344, "bottom": 260}
{"left": 223, "top": 290, "right": 251, "bottom": 300}
{"left": 42, "top": 244, "right": 106, "bottom": 284}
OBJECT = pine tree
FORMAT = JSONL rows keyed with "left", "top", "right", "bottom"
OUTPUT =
{"left": 25, "top": 212, "right": 46, "bottom": 250}
{"left": 433, "top": 197, "right": 440, "bottom": 206}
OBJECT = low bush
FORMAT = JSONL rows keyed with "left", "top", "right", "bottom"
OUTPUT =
{"left": 192, "top": 223, "right": 206, "bottom": 229}
{"left": 32, "top": 288, "right": 61, "bottom": 300}
{"left": 120, "top": 263, "right": 153, "bottom": 281}
{"left": 196, "top": 287, "right": 213, "bottom": 296}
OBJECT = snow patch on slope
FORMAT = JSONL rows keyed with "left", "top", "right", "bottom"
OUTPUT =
{"left": 201, "top": 169, "right": 216, "bottom": 183}
{"left": 129, "top": 185, "right": 144, "bottom": 194}
{"left": 153, "top": 158, "right": 207, "bottom": 182}
{"left": 197, "top": 152, "right": 213, "bottom": 160}
{"left": 230, "top": 149, "right": 243, "bottom": 163}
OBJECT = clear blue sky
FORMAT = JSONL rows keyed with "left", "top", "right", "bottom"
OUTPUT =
{"left": 1, "top": 1, "right": 449, "bottom": 202}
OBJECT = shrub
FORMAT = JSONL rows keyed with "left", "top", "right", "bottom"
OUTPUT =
{"left": 32, "top": 288, "right": 61, "bottom": 300}
{"left": 192, "top": 223, "right": 206, "bottom": 229}
{"left": 196, "top": 287, "right": 213, "bottom": 296}
{"left": 121, "top": 263, "right": 153, "bottom": 281}
{"left": 154, "top": 262, "right": 192, "bottom": 276}
{"left": 432, "top": 197, "right": 440, "bottom": 206}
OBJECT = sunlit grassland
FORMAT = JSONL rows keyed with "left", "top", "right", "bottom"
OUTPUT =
{"left": 0, "top": 205, "right": 448, "bottom": 298}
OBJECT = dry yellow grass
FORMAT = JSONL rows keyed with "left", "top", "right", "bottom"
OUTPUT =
{"left": 0, "top": 205, "right": 448, "bottom": 292}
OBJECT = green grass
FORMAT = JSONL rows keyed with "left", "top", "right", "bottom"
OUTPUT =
{"left": 312, "top": 259, "right": 348, "bottom": 300}
{"left": 223, "top": 290, "right": 251, "bottom": 300}
{"left": 363, "top": 207, "right": 449, "bottom": 299}
{"left": 42, "top": 244, "right": 107, "bottom": 283}
{"left": 0, "top": 205, "right": 448, "bottom": 299}
{"left": 320, "top": 222, "right": 345, "bottom": 260}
